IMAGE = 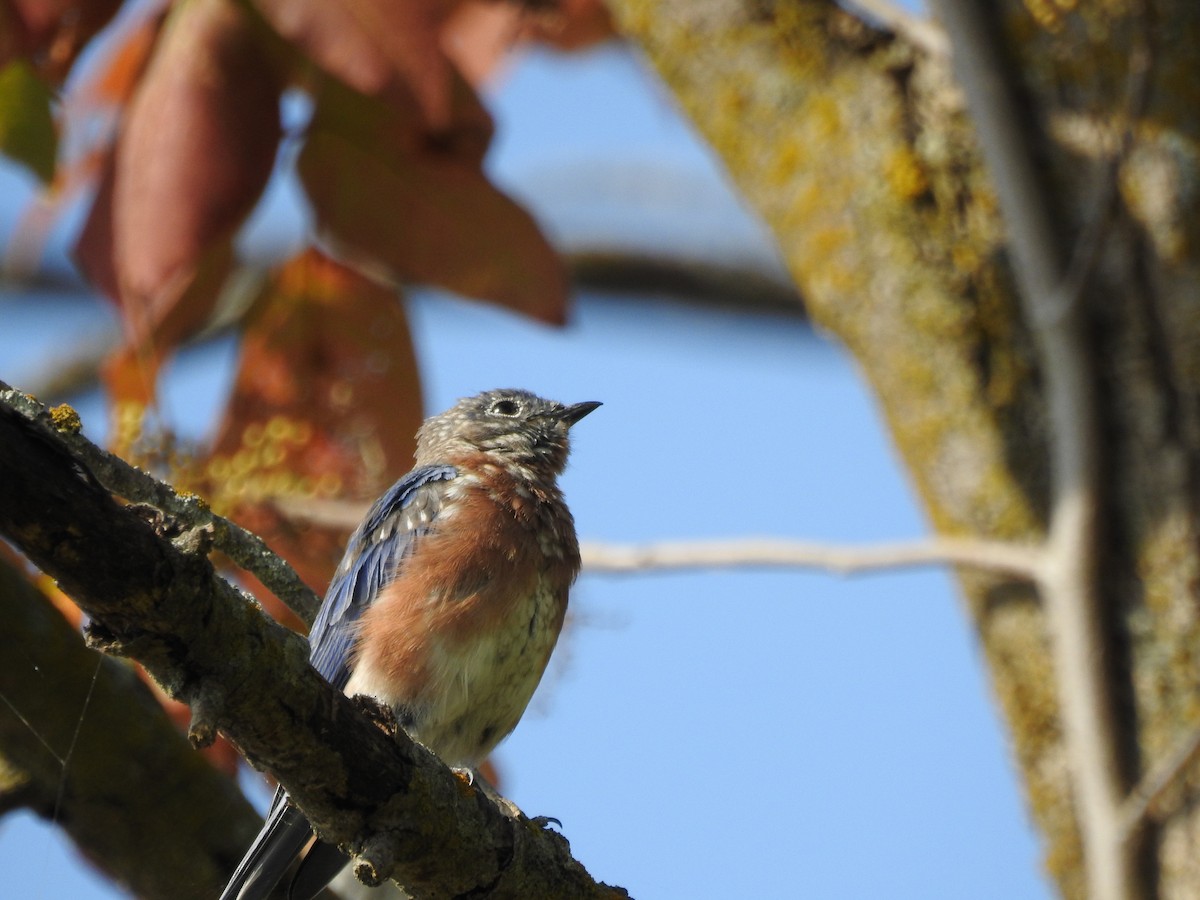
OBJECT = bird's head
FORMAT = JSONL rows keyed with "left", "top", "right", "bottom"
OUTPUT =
{"left": 416, "top": 389, "right": 600, "bottom": 476}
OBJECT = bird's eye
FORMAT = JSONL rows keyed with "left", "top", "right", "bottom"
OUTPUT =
{"left": 490, "top": 399, "right": 521, "bottom": 417}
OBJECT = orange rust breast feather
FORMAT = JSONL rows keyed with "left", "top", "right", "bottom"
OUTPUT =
{"left": 345, "top": 454, "right": 579, "bottom": 765}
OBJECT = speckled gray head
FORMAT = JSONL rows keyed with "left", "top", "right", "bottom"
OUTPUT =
{"left": 415, "top": 389, "right": 601, "bottom": 473}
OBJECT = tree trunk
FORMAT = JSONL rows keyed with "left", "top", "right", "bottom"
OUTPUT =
{"left": 607, "top": 1, "right": 1200, "bottom": 896}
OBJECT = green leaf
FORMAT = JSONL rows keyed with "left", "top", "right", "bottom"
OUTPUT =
{"left": 0, "top": 60, "right": 57, "bottom": 184}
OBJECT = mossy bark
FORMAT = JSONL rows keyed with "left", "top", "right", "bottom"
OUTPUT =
{"left": 608, "top": 1, "right": 1200, "bottom": 896}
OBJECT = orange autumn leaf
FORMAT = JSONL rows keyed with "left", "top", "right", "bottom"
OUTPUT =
{"left": 68, "top": 4, "right": 164, "bottom": 110}
{"left": 5, "top": 9, "right": 164, "bottom": 276}
{"left": 198, "top": 249, "right": 423, "bottom": 614}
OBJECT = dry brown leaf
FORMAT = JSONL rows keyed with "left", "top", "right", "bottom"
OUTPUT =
{"left": 197, "top": 249, "right": 424, "bottom": 609}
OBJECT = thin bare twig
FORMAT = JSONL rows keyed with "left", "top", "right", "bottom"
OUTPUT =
{"left": 928, "top": 4, "right": 1153, "bottom": 899}
{"left": 844, "top": 0, "right": 949, "bottom": 57}
{"left": 0, "top": 381, "right": 321, "bottom": 625}
{"left": 1120, "top": 727, "right": 1200, "bottom": 840}
{"left": 580, "top": 537, "right": 1042, "bottom": 579}
{"left": 274, "top": 498, "right": 1044, "bottom": 580}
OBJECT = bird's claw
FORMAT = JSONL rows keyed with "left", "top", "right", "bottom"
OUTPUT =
{"left": 451, "top": 766, "right": 476, "bottom": 786}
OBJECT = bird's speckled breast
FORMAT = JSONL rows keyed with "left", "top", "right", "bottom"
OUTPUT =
{"left": 344, "top": 456, "right": 578, "bottom": 766}
{"left": 408, "top": 571, "right": 567, "bottom": 765}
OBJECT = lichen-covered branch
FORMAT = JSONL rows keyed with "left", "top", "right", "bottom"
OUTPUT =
{"left": 0, "top": 379, "right": 321, "bottom": 625}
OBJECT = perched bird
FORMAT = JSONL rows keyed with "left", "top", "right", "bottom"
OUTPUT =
{"left": 219, "top": 388, "right": 599, "bottom": 900}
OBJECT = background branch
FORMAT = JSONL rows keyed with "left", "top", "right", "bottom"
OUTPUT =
{"left": 580, "top": 537, "right": 1041, "bottom": 579}
{"left": 0, "top": 557, "right": 263, "bottom": 898}
{"left": 274, "top": 500, "right": 1045, "bottom": 579}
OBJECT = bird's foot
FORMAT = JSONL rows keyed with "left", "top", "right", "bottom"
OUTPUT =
{"left": 474, "top": 776, "right": 524, "bottom": 819}
{"left": 352, "top": 694, "right": 399, "bottom": 737}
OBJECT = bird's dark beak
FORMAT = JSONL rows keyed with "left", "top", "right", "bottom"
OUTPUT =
{"left": 560, "top": 400, "right": 602, "bottom": 426}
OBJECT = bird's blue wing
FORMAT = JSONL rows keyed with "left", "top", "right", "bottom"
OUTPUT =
{"left": 307, "top": 464, "right": 456, "bottom": 691}
{"left": 218, "top": 464, "right": 456, "bottom": 900}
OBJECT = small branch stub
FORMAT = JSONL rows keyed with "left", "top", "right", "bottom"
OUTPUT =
{"left": 353, "top": 833, "right": 396, "bottom": 888}
{"left": 187, "top": 687, "right": 223, "bottom": 750}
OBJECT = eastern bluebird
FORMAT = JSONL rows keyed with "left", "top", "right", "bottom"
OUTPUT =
{"left": 219, "top": 388, "right": 599, "bottom": 900}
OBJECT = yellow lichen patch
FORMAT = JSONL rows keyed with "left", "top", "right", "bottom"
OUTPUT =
{"left": 804, "top": 93, "right": 843, "bottom": 144}
{"left": 176, "top": 490, "right": 209, "bottom": 513}
{"left": 200, "top": 413, "right": 330, "bottom": 513}
{"left": 883, "top": 147, "right": 928, "bottom": 201}
{"left": 48, "top": 403, "right": 81, "bottom": 434}
{"left": 767, "top": 138, "right": 805, "bottom": 187}
{"left": 1022, "top": 0, "right": 1075, "bottom": 34}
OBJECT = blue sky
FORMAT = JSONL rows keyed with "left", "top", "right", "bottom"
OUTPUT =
{"left": 0, "top": 37, "right": 1049, "bottom": 900}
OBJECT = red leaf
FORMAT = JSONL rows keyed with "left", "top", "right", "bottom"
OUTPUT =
{"left": 298, "top": 96, "right": 567, "bottom": 324}
{"left": 253, "top": 0, "right": 459, "bottom": 130}
{"left": 76, "top": 0, "right": 281, "bottom": 345}
{"left": 520, "top": 0, "right": 617, "bottom": 51}
{"left": 99, "top": 241, "right": 234, "bottom": 412}
{"left": 441, "top": 2, "right": 523, "bottom": 86}
{"left": 441, "top": 0, "right": 618, "bottom": 86}
{"left": 74, "top": 151, "right": 118, "bottom": 299}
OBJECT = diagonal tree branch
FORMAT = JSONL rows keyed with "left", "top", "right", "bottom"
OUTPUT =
{"left": 0, "top": 393, "right": 628, "bottom": 899}
{"left": 0, "top": 380, "right": 321, "bottom": 625}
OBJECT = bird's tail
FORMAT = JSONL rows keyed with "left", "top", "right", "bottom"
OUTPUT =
{"left": 218, "top": 794, "right": 315, "bottom": 900}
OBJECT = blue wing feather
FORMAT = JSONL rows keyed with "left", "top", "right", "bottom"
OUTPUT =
{"left": 307, "top": 464, "right": 456, "bottom": 691}
{"left": 219, "top": 463, "right": 456, "bottom": 900}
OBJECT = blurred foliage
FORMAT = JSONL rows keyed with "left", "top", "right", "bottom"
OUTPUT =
{"left": 0, "top": 0, "right": 613, "bottom": 588}
{"left": 0, "top": 0, "right": 612, "bottom": 806}
{"left": 0, "top": 60, "right": 56, "bottom": 182}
